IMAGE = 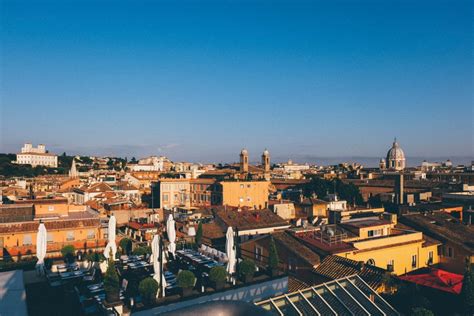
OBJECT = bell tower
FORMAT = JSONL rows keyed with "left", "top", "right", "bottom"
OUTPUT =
{"left": 262, "top": 149, "right": 270, "bottom": 172}
{"left": 240, "top": 149, "right": 249, "bottom": 173}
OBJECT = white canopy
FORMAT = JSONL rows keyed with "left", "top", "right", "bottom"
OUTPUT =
{"left": 151, "top": 234, "right": 167, "bottom": 298}
{"left": 166, "top": 214, "right": 176, "bottom": 256}
{"left": 226, "top": 227, "right": 236, "bottom": 275}
{"left": 103, "top": 215, "right": 117, "bottom": 260}
{"left": 36, "top": 223, "right": 47, "bottom": 268}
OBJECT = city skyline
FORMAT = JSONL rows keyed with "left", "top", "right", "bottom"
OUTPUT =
{"left": 1, "top": 0, "right": 473, "bottom": 161}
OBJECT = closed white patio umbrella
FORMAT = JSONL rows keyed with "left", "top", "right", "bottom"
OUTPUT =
{"left": 226, "top": 227, "right": 236, "bottom": 277}
{"left": 151, "top": 234, "right": 167, "bottom": 298}
{"left": 104, "top": 215, "right": 117, "bottom": 260}
{"left": 36, "top": 222, "right": 47, "bottom": 274}
{"left": 166, "top": 214, "right": 176, "bottom": 256}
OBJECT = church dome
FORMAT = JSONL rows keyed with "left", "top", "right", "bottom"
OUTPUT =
{"left": 386, "top": 138, "right": 406, "bottom": 170}
{"left": 386, "top": 139, "right": 405, "bottom": 161}
{"left": 240, "top": 148, "right": 248, "bottom": 155}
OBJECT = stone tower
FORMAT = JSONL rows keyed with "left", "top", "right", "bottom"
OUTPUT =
{"left": 69, "top": 158, "right": 78, "bottom": 178}
{"left": 395, "top": 173, "right": 404, "bottom": 205}
{"left": 240, "top": 149, "right": 249, "bottom": 173}
{"left": 262, "top": 149, "right": 270, "bottom": 172}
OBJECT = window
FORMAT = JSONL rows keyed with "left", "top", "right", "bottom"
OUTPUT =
{"left": 23, "top": 234, "right": 32, "bottom": 246}
{"left": 163, "top": 194, "right": 169, "bottom": 202}
{"left": 240, "top": 184, "right": 244, "bottom": 189}
{"left": 387, "top": 259, "right": 394, "bottom": 272}
{"left": 412, "top": 255, "right": 417, "bottom": 268}
{"left": 87, "top": 230, "right": 95, "bottom": 239}
{"left": 428, "top": 251, "right": 434, "bottom": 264}
{"left": 448, "top": 247, "right": 454, "bottom": 258}
{"left": 48, "top": 205, "right": 54, "bottom": 211}
{"left": 255, "top": 246, "right": 263, "bottom": 262}
{"left": 368, "top": 229, "right": 382, "bottom": 237}
{"left": 47, "top": 233, "right": 54, "bottom": 243}
{"left": 66, "top": 231, "right": 75, "bottom": 241}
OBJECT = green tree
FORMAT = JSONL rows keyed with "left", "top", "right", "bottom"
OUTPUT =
{"left": 61, "top": 245, "right": 75, "bottom": 263}
{"left": 138, "top": 277, "right": 159, "bottom": 305}
{"left": 119, "top": 238, "right": 132, "bottom": 255}
{"left": 195, "top": 222, "right": 203, "bottom": 246}
{"left": 104, "top": 250, "right": 120, "bottom": 302}
{"left": 301, "top": 177, "right": 363, "bottom": 205}
{"left": 461, "top": 258, "right": 474, "bottom": 314}
{"left": 268, "top": 237, "right": 279, "bottom": 270}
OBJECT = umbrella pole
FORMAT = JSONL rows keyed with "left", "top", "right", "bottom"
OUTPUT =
{"left": 159, "top": 237, "right": 165, "bottom": 298}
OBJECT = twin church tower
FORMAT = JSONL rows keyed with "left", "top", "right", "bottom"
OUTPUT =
{"left": 239, "top": 148, "right": 270, "bottom": 173}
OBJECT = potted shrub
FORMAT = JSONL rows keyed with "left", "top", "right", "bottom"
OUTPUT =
{"left": 132, "top": 246, "right": 151, "bottom": 257}
{"left": 61, "top": 245, "right": 76, "bottom": 264}
{"left": 119, "top": 238, "right": 132, "bottom": 255}
{"left": 138, "top": 277, "right": 159, "bottom": 305}
{"left": 209, "top": 266, "right": 227, "bottom": 290}
{"left": 268, "top": 237, "right": 279, "bottom": 277}
{"left": 177, "top": 270, "right": 196, "bottom": 297}
{"left": 238, "top": 259, "right": 256, "bottom": 283}
{"left": 103, "top": 251, "right": 120, "bottom": 303}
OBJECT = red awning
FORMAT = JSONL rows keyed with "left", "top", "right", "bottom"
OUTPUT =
{"left": 398, "top": 268, "right": 464, "bottom": 295}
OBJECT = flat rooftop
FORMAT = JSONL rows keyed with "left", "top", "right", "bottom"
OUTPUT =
{"left": 0, "top": 270, "right": 28, "bottom": 316}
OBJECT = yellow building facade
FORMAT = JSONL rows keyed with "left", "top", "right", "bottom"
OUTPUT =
{"left": 212, "top": 181, "right": 270, "bottom": 208}
{"left": 0, "top": 200, "right": 106, "bottom": 260}
{"left": 295, "top": 214, "right": 440, "bottom": 276}
{"left": 336, "top": 217, "right": 440, "bottom": 275}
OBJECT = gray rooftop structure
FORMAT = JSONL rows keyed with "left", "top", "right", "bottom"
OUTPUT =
{"left": 255, "top": 275, "right": 399, "bottom": 316}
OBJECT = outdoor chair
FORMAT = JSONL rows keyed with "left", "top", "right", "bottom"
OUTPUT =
{"left": 83, "top": 268, "right": 97, "bottom": 282}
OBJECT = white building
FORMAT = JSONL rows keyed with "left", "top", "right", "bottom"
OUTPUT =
{"left": 14, "top": 143, "right": 58, "bottom": 168}
{"left": 327, "top": 194, "right": 348, "bottom": 211}
{"left": 128, "top": 156, "right": 170, "bottom": 172}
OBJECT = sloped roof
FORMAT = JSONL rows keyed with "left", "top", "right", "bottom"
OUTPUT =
{"left": 273, "top": 232, "right": 320, "bottom": 266}
{"left": 76, "top": 182, "right": 113, "bottom": 193}
{"left": 312, "top": 255, "right": 386, "bottom": 290}
{"left": 214, "top": 208, "right": 289, "bottom": 231}
{"left": 400, "top": 211, "right": 474, "bottom": 253}
{"left": 398, "top": 268, "right": 463, "bottom": 295}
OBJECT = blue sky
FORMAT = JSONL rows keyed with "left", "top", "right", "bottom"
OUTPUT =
{"left": 1, "top": 0, "right": 472, "bottom": 163}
